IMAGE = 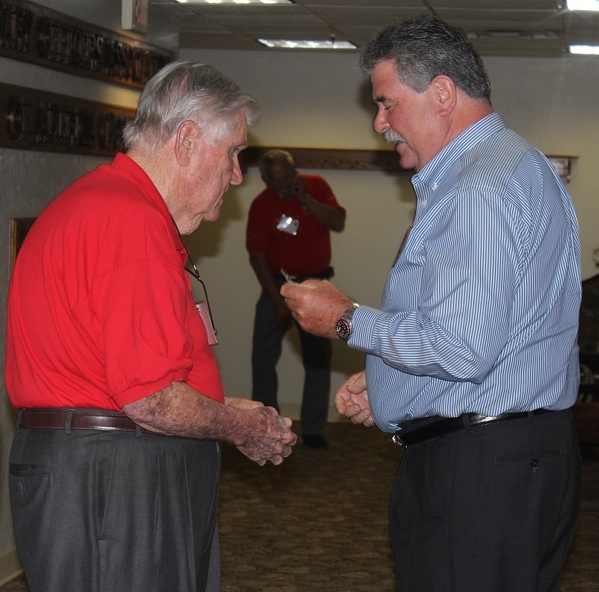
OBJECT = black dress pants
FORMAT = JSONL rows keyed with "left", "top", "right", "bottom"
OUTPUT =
{"left": 389, "top": 409, "right": 580, "bottom": 592}
{"left": 251, "top": 288, "right": 332, "bottom": 436}
{"left": 9, "top": 427, "right": 221, "bottom": 592}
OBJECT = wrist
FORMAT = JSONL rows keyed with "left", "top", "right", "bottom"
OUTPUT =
{"left": 335, "top": 302, "right": 360, "bottom": 341}
{"left": 300, "top": 194, "right": 313, "bottom": 208}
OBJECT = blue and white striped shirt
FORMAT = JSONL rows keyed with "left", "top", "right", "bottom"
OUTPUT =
{"left": 349, "top": 113, "right": 581, "bottom": 433}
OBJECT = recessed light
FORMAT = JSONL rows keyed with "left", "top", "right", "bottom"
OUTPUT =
{"left": 175, "top": 0, "right": 294, "bottom": 5}
{"left": 257, "top": 38, "right": 357, "bottom": 50}
{"left": 566, "top": 0, "right": 599, "bottom": 11}
{"left": 570, "top": 44, "right": 599, "bottom": 54}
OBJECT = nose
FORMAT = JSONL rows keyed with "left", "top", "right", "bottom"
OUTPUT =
{"left": 230, "top": 157, "right": 243, "bottom": 186}
{"left": 373, "top": 107, "right": 389, "bottom": 135}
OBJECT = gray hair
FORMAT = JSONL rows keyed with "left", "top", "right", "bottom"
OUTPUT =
{"left": 259, "top": 149, "right": 295, "bottom": 178}
{"left": 360, "top": 15, "right": 491, "bottom": 101}
{"left": 123, "top": 61, "right": 261, "bottom": 153}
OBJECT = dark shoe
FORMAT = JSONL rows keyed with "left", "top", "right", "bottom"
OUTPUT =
{"left": 303, "top": 434, "right": 329, "bottom": 449}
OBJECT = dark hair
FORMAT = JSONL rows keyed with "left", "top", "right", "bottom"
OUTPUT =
{"left": 123, "top": 61, "right": 260, "bottom": 154}
{"left": 360, "top": 15, "right": 491, "bottom": 100}
{"left": 259, "top": 149, "right": 295, "bottom": 178}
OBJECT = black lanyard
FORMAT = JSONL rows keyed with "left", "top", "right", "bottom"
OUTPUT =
{"left": 173, "top": 220, "right": 218, "bottom": 337}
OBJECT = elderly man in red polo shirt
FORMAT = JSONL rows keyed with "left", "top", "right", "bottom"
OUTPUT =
{"left": 6, "top": 61, "right": 296, "bottom": 592}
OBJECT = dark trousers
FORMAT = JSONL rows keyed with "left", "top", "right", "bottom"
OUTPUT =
{"left": 9, "top": 426, "right": 221, "bottom": 592}
{"left": 251, "top": 289, "right": 332, "bottom": 435}
{"left": 389, "top": 409, "right": 580, "bottom": 592}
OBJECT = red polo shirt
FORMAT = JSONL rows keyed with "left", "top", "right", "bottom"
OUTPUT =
{"left": 5, "top": 153, "right": 224, "bottom": 410}
{"left": 246, "top": 174, "right": 345, "bottom": 276}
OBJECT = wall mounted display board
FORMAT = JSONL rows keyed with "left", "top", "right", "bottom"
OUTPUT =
{"left": 0, "top": 0, "right": 173, "bottom": 88}
{"left": 1, "top": 82, "right": 135, "bottom": 155}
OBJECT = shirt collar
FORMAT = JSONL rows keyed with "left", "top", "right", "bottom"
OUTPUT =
{"left": 412, "top": 112, "right": 505, "bottom": 192}
{"left": 111, "top": 152, "right": 187, "bottom": 261}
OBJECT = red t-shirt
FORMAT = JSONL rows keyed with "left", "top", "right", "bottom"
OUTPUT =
{"left": 5, "top": 153, "right": 224, "bottom": 410}
{"left": 245, "top": 174, "right": 345, "bottom": 276}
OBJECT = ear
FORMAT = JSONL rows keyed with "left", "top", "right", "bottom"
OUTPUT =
{"left": 430, "top": 75, "right": 457, "bottom": 117}
{"left": 174, "top": 120, "right": 200, "bottom": 167}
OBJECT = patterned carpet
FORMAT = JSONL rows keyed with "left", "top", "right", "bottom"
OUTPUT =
{"left": 2, "top": 420, "right": 598, "bottom": 591}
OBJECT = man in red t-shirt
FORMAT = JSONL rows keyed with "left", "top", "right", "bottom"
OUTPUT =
{"left": 6, "top": 62, "right": 296, "bottom": 592}
{"left": 246, "top": 150, "right": 346, "bottom": 449}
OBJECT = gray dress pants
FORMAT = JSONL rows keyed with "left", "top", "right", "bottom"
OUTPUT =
{"left": 10, "top": 426, "right": 221, "bottom": 592}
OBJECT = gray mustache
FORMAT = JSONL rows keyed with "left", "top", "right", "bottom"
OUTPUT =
{"left": 384, "top": 129, "right": 406, "bottom": 144}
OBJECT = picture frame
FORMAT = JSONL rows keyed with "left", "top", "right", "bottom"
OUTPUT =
{"left": 121, "top": 0, "right": 149, "bottom": 34}
{"left": 9, "top": 217, "right": 36, "bottom": 275}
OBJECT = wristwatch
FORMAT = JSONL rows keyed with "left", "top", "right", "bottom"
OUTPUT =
{"left": 335, "top": 303, "right": 360, "bottom": 341}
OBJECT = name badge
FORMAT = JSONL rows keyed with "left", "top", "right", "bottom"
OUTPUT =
{"left": 277, "top": 214, "right": 299, "bottom": 236}
{"left": 196, "top": 300, "right": 218, "bottom": 346}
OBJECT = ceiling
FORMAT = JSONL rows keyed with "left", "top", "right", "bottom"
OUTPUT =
{"left": 148, "top": 0, "right": 599, "bottom": 57}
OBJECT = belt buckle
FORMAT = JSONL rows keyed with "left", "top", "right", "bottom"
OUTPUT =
{"left": 391, "top": 433, "right": 407, "bottom": 449}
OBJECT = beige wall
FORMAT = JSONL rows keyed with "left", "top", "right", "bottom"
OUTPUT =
{"left": 1, "top": 1, "right": 599, "bottom": 582}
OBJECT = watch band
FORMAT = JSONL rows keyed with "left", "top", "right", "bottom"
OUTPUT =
{"left": 335, "top": 303, "right": 360, "bottom": 341}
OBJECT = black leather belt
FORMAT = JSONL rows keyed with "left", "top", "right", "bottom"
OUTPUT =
{"left": 17, "top": 408, "right": 152, "bottom": 434}
{"left": 392, "top": 408, "right": 554, "bottom": 449}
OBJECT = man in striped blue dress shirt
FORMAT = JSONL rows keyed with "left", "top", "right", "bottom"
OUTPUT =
{"left": 282, "top": 15, "right": 581, "bottom": 592}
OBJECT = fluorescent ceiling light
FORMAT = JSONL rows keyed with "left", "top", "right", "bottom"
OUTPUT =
{"left": 570, "top": 44, "right": 599, "bottom": 54}
{"left": 175, "top": 0, "right": 293, "bottom": 4}
{"left": 258, "top": 38, "right": 357, "bottom": 50}
{"left": 566, "top": 0, "right": 599, "bottom": 10}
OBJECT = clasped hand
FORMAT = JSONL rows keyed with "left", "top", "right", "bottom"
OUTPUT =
{"left": 225, "top": 398, "right": 297, "bottom": 466}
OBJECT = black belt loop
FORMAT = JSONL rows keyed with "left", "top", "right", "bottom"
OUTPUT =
{"left": 16, "top": 409, "right": 23, "bottom": 432}
{"left": 461, "top": 413, "right": 473, "bottom": 431}
{"left": 65, "top": 410, "right": 73, "bottom": 435}
{"left": 135, "top": 425, "right": 142, "bottom": 438}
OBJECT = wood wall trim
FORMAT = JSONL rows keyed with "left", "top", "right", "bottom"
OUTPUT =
{"left": 243, "top": 147, "right": 578, "bottom": 180}
{"left": 242, "top": 146, "right": 403, "bottom": 173}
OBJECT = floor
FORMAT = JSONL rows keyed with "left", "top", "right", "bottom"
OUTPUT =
{"left": 2, "top": 422, "right": 598, "bottom": 591}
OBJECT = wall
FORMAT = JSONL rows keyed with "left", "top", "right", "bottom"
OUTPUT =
{"left": 1, "top": 3, "right": 599, "bottom": 583}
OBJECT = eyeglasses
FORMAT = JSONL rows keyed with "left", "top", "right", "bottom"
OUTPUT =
{"left": 173, "top": 217, "right": 218, "bottom": 337}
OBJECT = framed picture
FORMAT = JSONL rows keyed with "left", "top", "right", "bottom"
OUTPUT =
{"left": 9, "top": 217, "right": 36, "bottom": 274}
{"left": 121, "top": 0, "right": 149, "bottom": 34}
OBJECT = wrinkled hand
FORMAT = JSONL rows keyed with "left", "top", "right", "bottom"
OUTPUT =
{"left": 280, "top": 279, "right": 354, "bottom": 338}
{"left": 227, "top": 399, "right": 297, "bottom": 466}
{"left": 225, "top": 397, "right": 264, "bottom": 411}
{"left": 335, "top": 371, "right": 375, "bottom": 427}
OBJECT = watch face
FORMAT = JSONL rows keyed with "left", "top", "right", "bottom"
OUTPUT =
{"left": 336, "top": 318, "right": 351, "bottom": 341}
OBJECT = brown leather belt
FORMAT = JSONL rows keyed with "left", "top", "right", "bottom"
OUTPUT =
{"left": 17, "top": 408, "right": 152, "bottom": 434}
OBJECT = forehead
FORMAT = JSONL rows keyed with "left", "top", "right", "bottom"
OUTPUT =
{"left": 266, "top": 160, "right": 295, "bottom": 177}
{"left": 371, "top": 59, "right": 403, "bottom": 101}
{"left": 227, "top": 113, "right": 248, "bottom": 145}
